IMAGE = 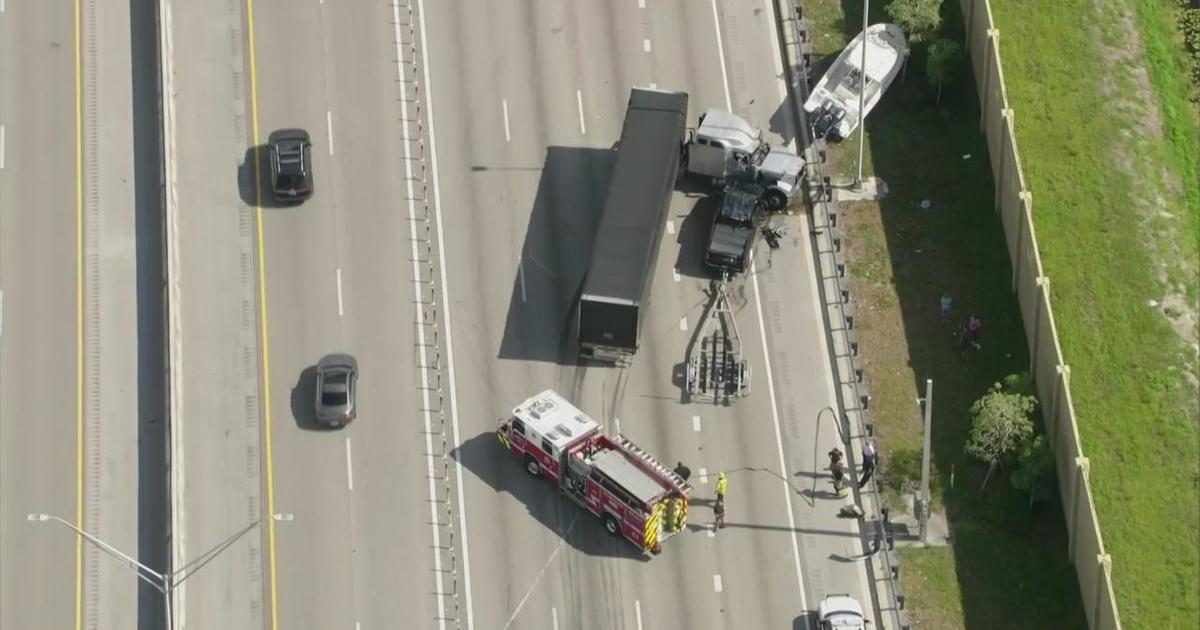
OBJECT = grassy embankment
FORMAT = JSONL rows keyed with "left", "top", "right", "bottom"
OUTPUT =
{"left": 802, "top": 0, "right": 1198, "bottom": 627}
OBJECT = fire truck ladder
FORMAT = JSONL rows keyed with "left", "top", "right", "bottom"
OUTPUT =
{"left": 612, "top": 435, "right": 692, "bottom": 494}
{"left": 685, "top": 276, "right": 751, "bottom": 404}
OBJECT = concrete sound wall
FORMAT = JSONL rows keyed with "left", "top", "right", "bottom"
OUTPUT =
{"left": 957, "top": 1, "right": 1123, "bottom": 628}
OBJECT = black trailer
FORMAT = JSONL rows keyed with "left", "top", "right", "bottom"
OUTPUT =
{"left": 578, "top": 88, "right": 689, "bottom": 364}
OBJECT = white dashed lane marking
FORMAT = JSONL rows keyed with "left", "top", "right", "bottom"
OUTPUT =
{"left": 502, "top": 99, "right": 511, "bottom": 142}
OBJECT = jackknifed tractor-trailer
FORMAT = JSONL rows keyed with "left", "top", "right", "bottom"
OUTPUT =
{"left": 577, "top": 88, "right": 689, "bottom": 365}
{"left": 496, "top": 390, "right": 692, "bottom": 553}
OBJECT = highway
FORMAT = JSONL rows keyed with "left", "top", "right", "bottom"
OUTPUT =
{"left": 163, "top": 1, "right": 880, "bottom": 629}
{"left": 417, "top": 1, "right": 875, "bottom": 629}
{"left": 0, "top": 3, "right": 80, "bottom": 627}
{"left": 2, "top": 0, "right": 152, "bottom": 629}
{"left": 250, "top": 1, "right": 439, "bottom": 629}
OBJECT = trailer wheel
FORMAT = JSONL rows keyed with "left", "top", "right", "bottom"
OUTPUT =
{"left": 764, "top": 188, "right": 788, "bottom": 211}
{"left": 602, "top": 514, "right": 621, "bottom": 537}
{"left": 524, "top": 455, "right": 542, "bottom": 478}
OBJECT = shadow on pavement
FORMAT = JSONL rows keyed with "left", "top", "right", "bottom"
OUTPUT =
{"left": 673, "top": 195, "right": 717, "bottom": 280}
{"left": 238, "top": 146, "right": 305, "bottom": 209}
{"left": 133, "top": 0, "right": 167, "bottom": 627}
{"left": 452, "top": 432, "right": 648, "bottom": 562}
{"left": 289, "top": 366, "right": 322, "bottom": 431}
{"left": 498, "top": 146, "right": 615, "bottom": 365}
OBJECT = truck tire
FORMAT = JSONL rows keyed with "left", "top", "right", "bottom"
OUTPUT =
{"left": 764, "top": 188, "right": 788, "bottom": 211}
{"left": 524, "top": 455, "right": 542, "bottom": 478}
{"left": 602, "top": 513, "right": 621, "bottom": 537}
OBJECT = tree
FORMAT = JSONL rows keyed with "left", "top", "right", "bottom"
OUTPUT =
{"left": 884, "top": 0, "right": 944, "bottom": 46}
{"left": 925, "top": 37, "right": 962, "bottom": 103}
{"left": 965, "top": 380, "right": 1037, "bottom": 490}
{"left": 884, "top": 0, "right": 944, "bottom": 86}
{"left": 1011, "top": 435, "right": 1055, "bottom": 510}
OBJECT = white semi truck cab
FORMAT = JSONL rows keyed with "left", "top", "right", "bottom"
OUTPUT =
{"left": 686, "top": 109, "right": 805, "bottom": 210}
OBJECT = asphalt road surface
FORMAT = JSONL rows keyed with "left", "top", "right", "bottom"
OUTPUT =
{"left": 416, "top": 1, "right": 875, "bottom": 629}
{"left": 0, "top": 3, "right": 81, "bottom": 627}
{"left": 2, "top": 1, "right": 149, "bottom": 629}
{"left": 163, "top": 1, "right": 879, "bottom": 629}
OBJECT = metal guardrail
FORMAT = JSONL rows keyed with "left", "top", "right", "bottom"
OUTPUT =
{"left": 773, "top": 1, "right": 909, "bottom": 628}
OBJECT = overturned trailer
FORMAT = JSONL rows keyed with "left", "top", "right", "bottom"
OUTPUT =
{"left": 578, "top": 88, "right": 689, "bottom": 365}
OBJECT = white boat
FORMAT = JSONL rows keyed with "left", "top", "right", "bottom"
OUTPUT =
{"left": 803, "top": 23, "right": 906, "bottom": 141}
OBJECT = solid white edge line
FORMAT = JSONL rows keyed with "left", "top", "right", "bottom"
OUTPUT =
{"left": 551, "top": 607, "right": 559, "bottom": 630}
{"left": 501, "top": 99, "right": 511, "bottom": 142}
{"left": 576, "top": 89, "right": 586, "bottom": 135}
{"left": 160, "top": 0, "right": 187, "bottom": 625}
{"left": 335, "top": 268, "right": 344, "bottom": 316}
{"left": 326, "top": 110, "right": 334, "bottom": 155}
{"left": 634, "top": 600, "right": 643, "bottom": 630}
{"left": 345, "top": 438, "right": 354, "bottom": 490}
{"left": 517, "top": 256, "right": 526, "bottom": 303}
{"left": 751, "top": 261, "right": 810, "bottom": 622}
{"left": 709, "top": 0, "right": 734, "bottom": 112}
{"left": 392, "top": 1, "right": 447, "bottom": 628}
{"left": 710, "top": 0, "right": 810, "bottom": 622}
{"left": 417, "top": 2, "right": 476, "bottom": 627}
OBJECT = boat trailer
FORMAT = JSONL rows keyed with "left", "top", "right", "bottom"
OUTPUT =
{"left": 685, "top": 277, "right": 751, "bottom": 404}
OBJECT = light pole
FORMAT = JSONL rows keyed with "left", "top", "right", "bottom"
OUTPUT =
{"left": 916, "top": 378, "right": 934, "bottom": 542}
{"left": 853, "top": 0, "right": 870, "bottom": 189}
{"left": 28, "top": 513, "right": 174, "bottom": 630}
{"left": 27, "top": 512, "right": 277, "bottom": 630}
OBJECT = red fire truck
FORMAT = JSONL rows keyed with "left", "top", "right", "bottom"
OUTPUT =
{"left": 496, "top": 390, "right": 691, "bottom": 553}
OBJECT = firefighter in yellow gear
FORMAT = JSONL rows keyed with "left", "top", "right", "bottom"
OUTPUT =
{"left": 715, "top": 472, "right": 728, "bottom": 501}
{"left": 666, "top": 498, "right": 680, "bottom": 532}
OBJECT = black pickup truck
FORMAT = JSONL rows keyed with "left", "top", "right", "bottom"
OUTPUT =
{"left": 704, "top": 183, "right": 765, "bottom": 274}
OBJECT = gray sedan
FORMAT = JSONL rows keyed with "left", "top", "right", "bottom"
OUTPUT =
{"left": 315, "top": 353, "right": 358, "bottom": 428}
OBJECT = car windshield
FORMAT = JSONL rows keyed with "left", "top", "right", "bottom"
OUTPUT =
{"left": 322, "top": 389, "right": 349, "bottom": 406}
{"left": 716, "top": 189, "right": 759, "bottom": 228}
{"left": 321, "top": 371, "right": 350, "bottom": 406}
{"left": 277, "top": 173, "right": 308, "bottom": 188}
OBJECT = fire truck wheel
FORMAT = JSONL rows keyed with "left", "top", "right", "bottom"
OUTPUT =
{"left": 602, "top": 514, "right": 621, "bottom": 537}
{"left": 523, "top": 455, "right": 542, "bottom": 478}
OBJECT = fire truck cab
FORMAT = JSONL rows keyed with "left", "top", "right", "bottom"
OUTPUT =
{"left": 496, "top": 390, "right": 691, "bottom": 553}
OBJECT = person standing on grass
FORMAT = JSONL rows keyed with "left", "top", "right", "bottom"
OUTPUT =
{"left": 940, "top": 293, "right": 952, "bottom": 323}
{"left": 968, "top": 313, "right": 982, "bottom": 350}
